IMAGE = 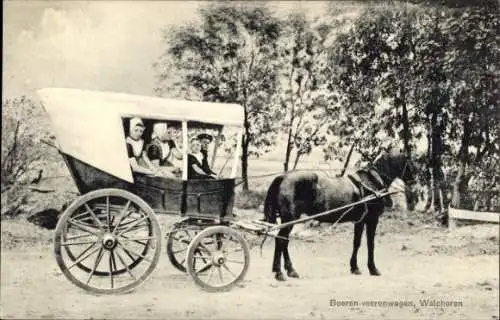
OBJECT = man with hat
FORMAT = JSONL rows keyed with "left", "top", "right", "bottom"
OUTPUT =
{"left": 197, "top": 133, "right": 217, "bottom": 177}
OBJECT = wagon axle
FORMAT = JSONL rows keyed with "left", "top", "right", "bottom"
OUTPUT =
{"left": 101, "top": 234, "right": 118, "bottom": 250}
{"left": 212, "top": 252, "right": 226, "bottom": 266}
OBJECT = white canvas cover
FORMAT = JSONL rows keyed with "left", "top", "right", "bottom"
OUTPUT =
{"left": 37, "top": 88, "right": 244, "bottom": 182}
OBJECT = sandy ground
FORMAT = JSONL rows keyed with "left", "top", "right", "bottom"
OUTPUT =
{"left": 1, "top": 215, "right": 499, "bottom": 320}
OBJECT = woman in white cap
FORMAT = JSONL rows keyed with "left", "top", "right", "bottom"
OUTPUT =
{"left": 126, "top": 117, "right": 158, "bottom": 175}
{"left": 146, "top": 122, "right": 183, "bottom": 178}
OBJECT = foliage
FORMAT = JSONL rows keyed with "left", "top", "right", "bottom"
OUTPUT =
{"left": 324, "top": 7, "right": 410, "bottom": 163}
{"left": 276, "top": 11, "right": 337, "bottom": 171}
{"left": 154, "top": 2, "right": 283, "bottom": 189}
{"left": 1, "top": 96, "right": 53, "bottom": 217}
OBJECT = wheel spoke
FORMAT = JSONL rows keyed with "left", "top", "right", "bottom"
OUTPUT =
{"left": 65, "top": 233, "right": 96, "bottom": 241}
{"left": 225, "top": 259, "right": 245, "bottom": 264}
{"left": 67, "top": 219, "right": 101, "bottom": 236}
{"left": 115, "top": 221, "right": 149, "bottom": 234}
{"left": 172, "top": 248, "right": 187, "bottom": 254}
{"left": 67, "top": 246, "right": 100, "bottom": 270}
{"left": 195, "top": 263, "right": 213, "bottom": 275}
{"left": 192, "top": 255, "right": 212, "bottom": 260}
{"left": 84, "top": 204, "right": 105, "bottom": 231}
{"left": 86, "top": 248, "right": 104, "bottom": 285}
{"left": 178, "top": 258, "right": 186, "bottom": 266}
{"left": 222, "top": 264, "right": 237, "bottom": 278}
{"left": 115, "top": 248, "right": 137, "bottom": 280}
{"left": 106, "top": 196, "right": 111, "bottom": 230}
{"left": 116, "top": 216, "right": 149, "bottom": 237}
{"left": 118, "top": 243, "right": 152, "bottom": 263}
{"left": 109, "top": 251, "right": 115, "bottom": 289}
{"left": 69, "top": 241, "right": 97, "bottom": 262}
{"left": 217, "top": 266, "right": 224, "bottom": 282}
{"left": 224, "top": 248, "right": 244, "bottom": 255}
{"left": 71, "top": 210, "right": 92, "bottom": 222}
{"left": 61, "top": 240, "right": 98, "bottom": 246}
{"left": 206, "top": 267, "right": 215, "bottom": 283}
{"left": 220, "top": 234, "right": 233, "bottom": 253}
{"left": 119, "top": 236, "right": 156, "bottom": 243}
{"left": 119, "top": 233, "right": 148, "bottom": 247}
{"left": 172, "top": 236, "right": 190, "bottom": 245}
{"left": 112, "top": 200, "right": 132, "bottom": 233}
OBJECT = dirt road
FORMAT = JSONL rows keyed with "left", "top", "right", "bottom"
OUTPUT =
{"left": 1, "top": 219, "right": 498, "bottom": 320}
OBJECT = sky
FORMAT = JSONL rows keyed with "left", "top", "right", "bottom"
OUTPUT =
{"left": 3, "top": 1, "right": 334, "bottom": 100}
{"left": 4, "top": 1, "right": 394, "bottom": 164}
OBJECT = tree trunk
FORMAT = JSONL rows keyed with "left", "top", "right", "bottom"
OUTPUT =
{"left": 451, "top": 163, "right": 468, "bottom": 209}
{"left": 284, "top": 128, "right": 293, "bottom": 172}
{"left": 340, "top": 141, "right": 356, "bottom": 177}
{"left": 400, "top": 92, "right": 411, "bottom": 157}
{"left": 451, "top": 120, "right": 471, "bottom": 208}
{"left": 431, "top": 110, "right": 443, "bottom": 212}
{"left": 292, "top": 150, "right": 302, "bottom": 170}
{"left": 241, "top": 133, "right": 249, "bottom": 191}
{"left": 283, "top": 102, "right": 296, "bottom": 172}
{"left": 242, "top": 96, "right": 250, "bottom": 191}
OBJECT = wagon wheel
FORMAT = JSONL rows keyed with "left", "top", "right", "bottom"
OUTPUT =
{"left": 166, "top": 222, "right": 204, "bottom": 273}
{"left": 186, "top": 226, "right": 250, "bottom": 292}
{"left": 54, "top": 188, "right": 162, "bottom": 295}
{"left": 62, "top": 201, "right": 153, "bottom": 276}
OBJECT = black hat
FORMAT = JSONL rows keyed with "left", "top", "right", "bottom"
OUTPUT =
{"left": 197, "top": 133, "right": 213, "bottom": 142}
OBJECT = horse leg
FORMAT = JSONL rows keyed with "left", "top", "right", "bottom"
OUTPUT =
{"left": 272, "top": 233, "right": 286, "bottom": 281}
{"left": 366, "top": 217, "right": 381, "bottom": 276}
{"left": 282, "top": 226, "right": 299, "bottom": 278}
{"left": 350, "top": 221, "right": 365, "bottom": 275}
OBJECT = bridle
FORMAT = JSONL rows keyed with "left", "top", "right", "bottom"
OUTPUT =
{"left": 368, "top": 155, "right": 416, "bottom": 194}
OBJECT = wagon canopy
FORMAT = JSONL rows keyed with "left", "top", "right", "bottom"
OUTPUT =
{"left": 37, "top": 88, "right": 244, "bottom": 182}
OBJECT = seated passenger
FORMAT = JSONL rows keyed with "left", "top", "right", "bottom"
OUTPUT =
{"left": 145, "top": 122, "right": 183, "bottom": 178}
{"left": 197, "top": 133, "right": 217, "bottom": 177}
{"left": 126, "top": 117, "right": 158, "bottom": 176}
{"left": 187, "top": 137, "right": 217, "bottom": 180}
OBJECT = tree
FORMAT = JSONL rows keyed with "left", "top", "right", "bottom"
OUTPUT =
{"left": 324, "top": 7, "right": 403, "bottom": 165}
{"left": 440, "top": 8, "right": 500, "bottom": 208}
{"left": 154, "top": 3, "right": 282, "bottom": 190}
{"left": 276, "top": 12, "right": 336, "bottom": 171}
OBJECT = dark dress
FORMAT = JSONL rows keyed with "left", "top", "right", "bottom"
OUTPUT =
{"left": 146, "top": 138, "right": 177, "bottom": 166}
{"left": 188, "top": 154, "right": 215, "bottom": 180}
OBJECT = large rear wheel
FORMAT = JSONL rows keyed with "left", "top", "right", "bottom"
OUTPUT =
{"left": 53, "top": 188, "right": 162, "bottom": 295}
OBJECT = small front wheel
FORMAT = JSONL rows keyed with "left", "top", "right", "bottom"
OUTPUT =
{"left": 166, "top": 222, "right": 203, "bottom": 273}
{"left": 186, "top": 226, "right": 250, "bottom": 292}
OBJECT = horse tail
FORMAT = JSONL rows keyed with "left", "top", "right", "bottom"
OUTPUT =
{"left": 264, "top": 175, "right": 285, "bottom": 224}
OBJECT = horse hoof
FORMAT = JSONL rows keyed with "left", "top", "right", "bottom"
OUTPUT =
{"left": 369, "top": 269, "right": 381, "bottom": 276}
{"left": 287, "top": 270, "right": 300, "bottom": 278}
{"left": 351, "top": 268, "right": 362, "bottom": 275}
{"left": 275, "top": 272, "right": 286, "bottom": 281}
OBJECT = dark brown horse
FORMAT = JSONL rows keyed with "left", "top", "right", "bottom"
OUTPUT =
{"left": 263, "top": 148, "right": 416, "bottom": 281}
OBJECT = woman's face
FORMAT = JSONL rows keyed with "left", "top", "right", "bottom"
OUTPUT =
{"left": 160, "top": 129, "right": 170, "bottom": 141}
{"left": 130, "top": 125, "right": 145, "bottom": 140}
{"left": 191, "top": 139, "right": 201, "bottom": 153}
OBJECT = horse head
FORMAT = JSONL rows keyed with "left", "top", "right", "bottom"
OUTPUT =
{"left": 371, "top": 147, "right": 416, "bottom": 188}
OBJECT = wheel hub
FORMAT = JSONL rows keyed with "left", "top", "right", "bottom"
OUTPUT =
{"left": 101, "top": 233, "right": 117, "bottom": 250}
{"left": 212, "top": 252, "right": 225, "bottom": 266}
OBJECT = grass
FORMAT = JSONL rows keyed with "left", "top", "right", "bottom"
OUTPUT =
{"left": 1, "top": 216, "right": 54, "bottom": 250}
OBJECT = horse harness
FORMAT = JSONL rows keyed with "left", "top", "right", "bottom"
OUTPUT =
{"left": 346, "top": 168, "right": 388, "bottom": 223}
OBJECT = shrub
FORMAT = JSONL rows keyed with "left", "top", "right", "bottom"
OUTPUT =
{"left": 1, "top": 96, "right": 54, "bottom": 217}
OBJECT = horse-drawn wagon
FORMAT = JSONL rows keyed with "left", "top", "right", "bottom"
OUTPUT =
{"left": 39, "top": 88, "right": 415, "bottom": 295}
{"left": 39, "top": 88, "right": 252, "bottom": 294}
